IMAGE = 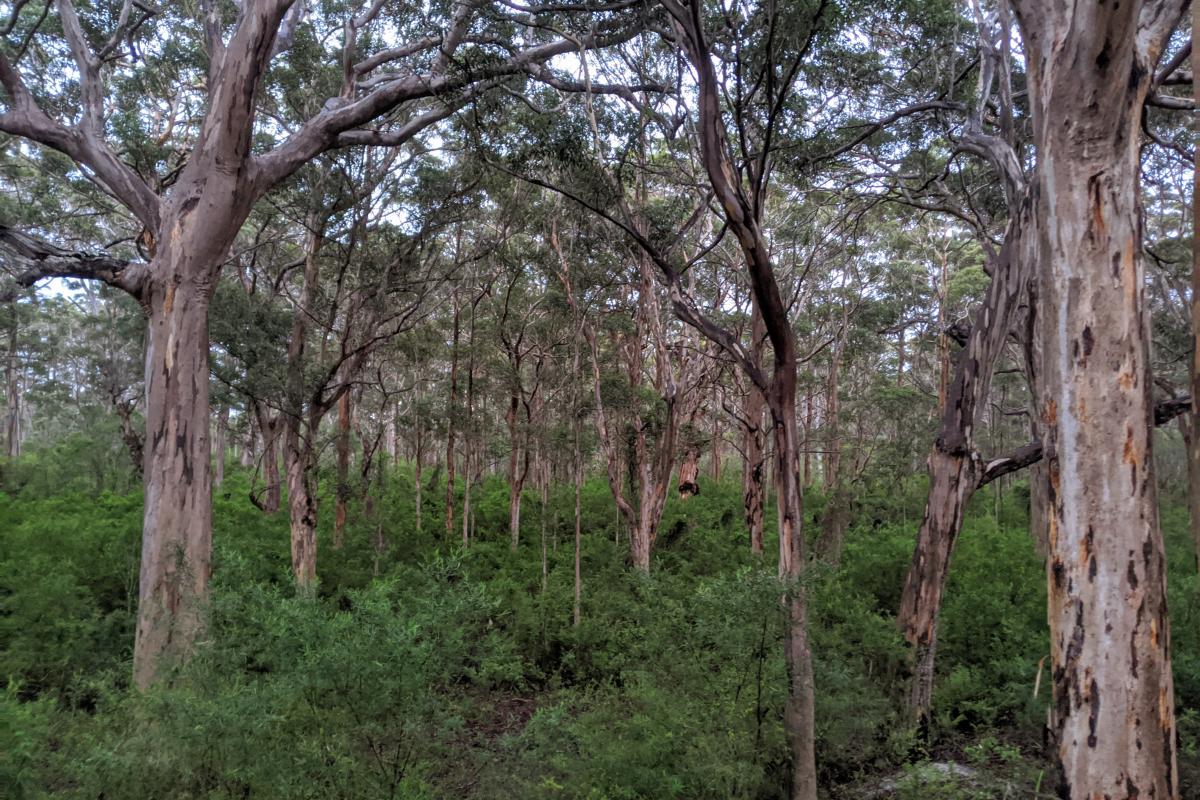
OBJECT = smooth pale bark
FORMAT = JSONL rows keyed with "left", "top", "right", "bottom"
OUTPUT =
{"left": 134, "top": 274, "right": 214, "bottom": 688}
{"left": 1012, "top": 1, "right": 1183, "bottom": 794}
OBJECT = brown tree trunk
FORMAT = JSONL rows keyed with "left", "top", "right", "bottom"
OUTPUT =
{"left": 252, "top": 400, "right": 282, "bottom": 513}
{"left": 113, "top": 398, "right": 145, "bottom": 478}
{"left": 284, "top": 421, "right": 317, "bottom": 590}
{"left": 282, "top": 223, "right": 325, "bottom": 590}
{"left": 214, "top": 404, "right": 228, "bottom": 488}
{"left": 899, "top": 200, "right": 1033, "bottom": 723}
{"left": 743, "top": 304, "right": 767, "bottom": 555}
{"left": 1013, "top": 2, "right": 1182, "bottom": 793}
{"left": 261, "top": 416, "right": 281, "bottom": 513}
{"left": 133, "top": 275, "right": 213, "bottom": 689}
{"left": 677, "top": 444, "right": 701, "bottom": 498}
{"left": 767, "top": 365, "right": 817, "bottom": 800}
{"left": 334, "top": 390, "right": 351, "bottom": 549}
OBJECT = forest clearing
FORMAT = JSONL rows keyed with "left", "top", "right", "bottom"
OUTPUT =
{"left": 0, "top": 1, "right": 1197, "bottom": 798}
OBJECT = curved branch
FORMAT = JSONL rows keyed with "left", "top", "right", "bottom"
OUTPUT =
{"left": 0, "top": 226, "right": 148, "bottom": 300}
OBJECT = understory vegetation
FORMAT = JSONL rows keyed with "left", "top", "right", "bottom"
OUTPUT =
{"left": 5, "top": 451, "right": 1200, "bottom": 799}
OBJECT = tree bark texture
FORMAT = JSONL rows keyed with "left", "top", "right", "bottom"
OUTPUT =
{"left": 1013, "top": 2, "right": 1183, "bottom": 794}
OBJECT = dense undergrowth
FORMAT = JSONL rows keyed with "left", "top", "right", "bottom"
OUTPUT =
{"left": 3, "top": 452, "right": 1199, "bottom": 799}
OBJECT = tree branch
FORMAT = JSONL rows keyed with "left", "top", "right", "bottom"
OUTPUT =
{"left": 0, "top": 225, "right": 148, "bottom": 299}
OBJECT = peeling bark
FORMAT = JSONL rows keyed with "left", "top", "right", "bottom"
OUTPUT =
{"left": 1012, "top": 2, "right": 1183, "bottom": 794}
{"left": 742, "top": 304, "right": 767, "bottom": 555}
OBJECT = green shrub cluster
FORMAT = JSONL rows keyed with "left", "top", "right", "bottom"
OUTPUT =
{"left": 3, "top": 460, "right": 1198, "bottom": 798}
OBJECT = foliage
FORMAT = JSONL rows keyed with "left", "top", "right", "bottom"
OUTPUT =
{"left": 6, "top": 452, "right": 1195, "bottom": 798}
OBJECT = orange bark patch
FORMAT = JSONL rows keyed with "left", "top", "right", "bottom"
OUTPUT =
{"left": 1123, "top": 426, "right": 1139, "bottom": 466}
{"left": 163, "top": 284, "right": 176, "bottom": 314}
{"left": 1150, "top": 617, "right": 1159, "bottom": 648}
{"left": 1043, "top": 400, "right": 1058, "bottom": 425}
{"left": 1118, "top": 371, "right": 1134, "bottom": 392}
{"left": 1122, "top": 238, "right": 1136, "bottom": 307}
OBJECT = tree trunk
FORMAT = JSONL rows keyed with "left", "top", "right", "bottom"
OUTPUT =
{"left": 802, "top": 389, "right": 813, "bottom": 488}
{"left": 767, "top": 367, "right": 817, "bottom": 800}
{"left": 133, "top": 275, "right": 213, "bottom": 689}
{"left": 281, "top": 222, "right": 325, "bottom": 589}
{"left": 1014, "top": 3, "right": 1181, "bottom": 793}
{"left": 414, "top": 420, "right": 423, "bottom": 536}
{"left": 5, "top": 307, "right": 19, "bottom": 458}
{"left": 284, "top": 422, "right": 317, "bottom": 590}
{"left": 507, "top": 392, "right": 525, "bottom": 548}
{"left": 113, "top": 398, "right": 145, "bottom": 478}
{"left": 1180, "top": 417, "right": 1200, "bottom": 571}
{"left": 239, "top": 409, "right": 255, "bottom": 469}
{"left": 214, "top": 404, "right": 228, "bottom": 488}
{"left": 252, "top": 401, "right": 282, "bottom": 513}
{"left": 710, "top": 410, "right": 722, "bottom": 482}
{"left": 334, "top": 390, "right": 351, "bottom": 549}
{"left": 678, "top": 444, "right": 701, "bottom": 498}
{"left": 572, "top": 334, "right": 584, "bottom": 627}
{"left": 1191, "top": 3, "right": 1200, "bottom": 573}
{"left": 899, "top": 197, "right": 1033, "bottom": 723}
{"left": 446, "top": 296, "right": 460, "bottom": 541}
{"left": 743, "top": 304, "right": 767, "bottom": 555}
{"left": 817, "top": 310, "right": 848, "bottom": 564}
